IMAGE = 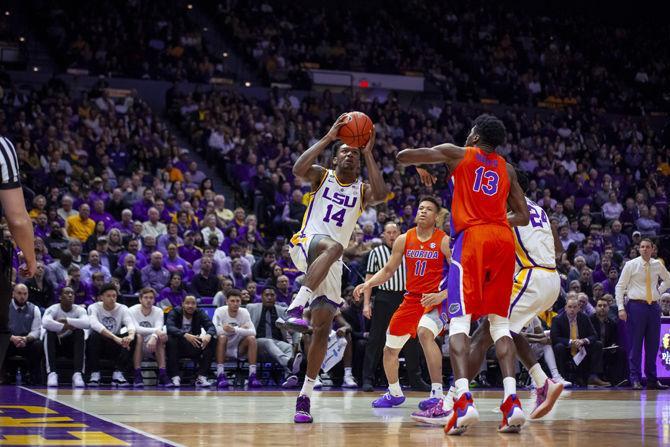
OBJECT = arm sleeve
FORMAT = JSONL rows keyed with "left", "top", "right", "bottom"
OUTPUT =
{"left": 67, "top": 307, "right": 91, "bottom": 330}
{"left": 234, "top": 310, "right": 256, "bottom": 337}
{"left": 88, "top": 306, "right": 105, "bottom": 333}
{"left": 615, "top": 261, "right": 632, "bottom": 309}
{"left": 166, "top": 309, "right": 185, "bottom": 336}
{"left": 42, "top": 307, "right": 64, "bottom": 332}
{"left": 121, "top": 307, "right": 136, "bottom": 334}
{"left": 201, "top": 310, "right": 217, "bottom": 337}
{"left": 213, "top": 308, "right": 224, "bottom": 336}
{"left": 550, "top": 319, "right": 570, "bottom": 347}
{"left": 28, "top": 307, "right": 42, "bottom": 339}
{"left": 658, "top": 262, "right": 670, "bottom": 293}
{"left": 366, "top": 250, "right": 377, "bottom": 275}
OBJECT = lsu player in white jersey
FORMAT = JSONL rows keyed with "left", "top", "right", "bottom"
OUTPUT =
{"left": 464, "top": 170, "right": 565, "bottom": 423}
{"left": 288, "top": 114, "right": 388, "bottom": 424}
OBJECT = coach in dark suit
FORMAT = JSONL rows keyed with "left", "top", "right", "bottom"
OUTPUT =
{"left": 551, "top": 296, "right": 610, "bottom": 387}
{"left": 590, "top": 298, "right": 627, "bottom": 385}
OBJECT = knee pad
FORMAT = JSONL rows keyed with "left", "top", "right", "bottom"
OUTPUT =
{"left": 448, "top": 315, "right": 471, "bottom": 337}
{"left": 385, "top": 333, "right": 410, "bottom": 350}
{"left": 488, "top": 314, "right": 511, "bottom": 343}
{"left": 418, "top": 315, "right": 441, "bottom": 339}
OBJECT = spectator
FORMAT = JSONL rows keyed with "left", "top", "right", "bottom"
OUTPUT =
{"left": 635, "top": 205, "right": 661, "bottom": 237}
{"left": 46, "top": 250, "right": 73, "bottom": 289}
{"left": 42, "top": 287, "right": 90, "bottom": 387}
{"left": 66, "top": 204, "right": 95, "bottom": 242}
{"left": 178, "top": 231, "right": 203, "bottom": 265}
{"left": 165, "top": 295, "right": 216, "bottom": 388}
{"left": 64, "top": 265, "right": 93, "bottom": 307}
{"left": 141, "top": 252, "right": 171, "bottom": 291}
{"left": 221, "top": 244, "right": 252, "bottom": 278}
{"left": 2, "top": 285, "right": 42, "bottom": 384}
{"left": 57, "top": 195, "right": 77, "bottom": 222}
{"left": 201, "top": 214, "right": 224, "bottom": 244}
{"left": 602, "top": 193, "right": 623, "bottom": 222}
{"left": 247, "top": 287, "right": 302, "bottom": 387}
{"left": 25, "top": 262, "right": 55, "bottom": 309}
{"left": 158, "top": 272, "right": 187, "bottom": 311}
{"left": 86, "top": 284, "right": 136, "bottom": 387}
{"left": 252, "top": 249, "right": 276, "bottom": 284}
{"left": 615, "top": 238, "right": 670, "bottom": 390}
{"left": 190, "top": 257, "right": 219, "bottom": 299}
{"left": 80, "top": 250, "right": 112, "bottom": 283}
{"left": 163, "top": 243, "right": 192, "bottom": 280}
{"left": 550, "top": 296, "right": 610, "bottom": 387}
{"left": 274, "top": 275, "right": 292, "bottom": 305}
{"left": 113, "top": 254, "right": 143, "bottom": 296}
{"left": 212, "top": 289, "right": 261, "bottom": 388}
{"left": 128, "top": 288, "right": 169, "bottom": 387}
{"left": 142, "top": 207, "right": 167, "bottom": 238}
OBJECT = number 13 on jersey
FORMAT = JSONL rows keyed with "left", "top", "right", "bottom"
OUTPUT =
{"left": 473, "top": 166, "right": 499, "bottom": 195}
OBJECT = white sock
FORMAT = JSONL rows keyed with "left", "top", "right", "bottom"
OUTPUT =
{"left": 430, "top": 383, "right": 443, "bottom": 399}
{"left": 249, "top": 364, "right": 257, "bottom": 375}
{"left": 454, "top": 378, "right": 469, "bottom": 398}
{"left": 289, "top": 286, "right": 313, "bottom": 310}
{"left": 217, "top": 364, "right": 225, "bottom": 376}
{"left": 443, "top": 386, "right": 456, "bottom": 411}
{"left": 300, "top": 376, "right": 317, "bottom": 398}
{"left": 503, "top": 376, "right": 516, "bottom": 400}
{"left": 529, "top": 363, "right": 548, "bottom": 388}
{"left": 344, "top": 367, "right": 353, "bottom": 377}
{"left": 388, "top": 381, "right": 403, "bottom": 397}
{"left": 543, "top": 345, "right": 560, "bottom": 378}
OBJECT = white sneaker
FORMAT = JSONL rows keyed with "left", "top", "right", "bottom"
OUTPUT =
{"left": 195, "top": 375, "right": 211, "bottom": 387}
{"left": 47, "top": 372, "right": 58, "bottom": 387}
{"left": 167, "top": 376, "right": 181, "bottom": 388}
{"left": 554, "top": 375, "right": 572, "bottom": 388}
{"left": 72, "top": 372, "right": 85, "bottom": 388}
{"left": 88, "top": 371, "right": 101, "bottom": 387}
{"left": 343, "top": 375, "right": 358, "bottom": 388}
{"left": 314, "top": 377, "right": 323, "bottom": 389}
{"left": 112, "top": 371, "right": 129, "bottom": 387}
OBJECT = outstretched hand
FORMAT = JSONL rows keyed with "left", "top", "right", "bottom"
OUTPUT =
{"left": 360, "top": 128, "right": 376, "bottom": 155}
{"left": 416, "top": 167, "right": 437, "bottom": 187}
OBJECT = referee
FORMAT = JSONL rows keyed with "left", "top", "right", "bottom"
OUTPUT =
{"left": 0, "top": 135, "right": 37, "bottom": 373}
{"left": 361, "top": 222, "right": 428, "bottom": 392}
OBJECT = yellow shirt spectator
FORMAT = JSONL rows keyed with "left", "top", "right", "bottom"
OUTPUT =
{"left": 66, "top": 204, "right": 96, "bottom": 242}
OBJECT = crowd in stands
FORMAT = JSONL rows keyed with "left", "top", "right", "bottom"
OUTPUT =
{"left": 28, "top": 0, "right": 228, "bottom": 82}
{"left": 212, "top": 0, "right": 669, "bottom": 113}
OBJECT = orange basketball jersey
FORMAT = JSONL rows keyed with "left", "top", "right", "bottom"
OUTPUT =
{"left": 404, "top": 227, "right": 448, "bottom": 295}
{"left": 448, "top": 147, "right": 510, "bottom": 235}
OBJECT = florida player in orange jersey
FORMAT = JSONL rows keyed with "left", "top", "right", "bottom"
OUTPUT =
{"left": 397, "top": 114, "right": 530, "bottom": 435}
{"left": 353, "top": 197, "right": 450, "bottom": 423}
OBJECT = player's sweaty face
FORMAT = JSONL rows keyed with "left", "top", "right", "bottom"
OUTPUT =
{"left": 415, "top": 202, "right": 437, "bottom": 225}
{"left": 337, "top": 145, "right": 360, "bottom": 170}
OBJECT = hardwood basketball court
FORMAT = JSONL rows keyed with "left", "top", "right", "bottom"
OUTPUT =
{"left": 0, "top": 386, "right": 666, "bottom": 446}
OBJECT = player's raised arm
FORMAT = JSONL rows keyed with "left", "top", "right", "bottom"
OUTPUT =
{"left": 292, "top": 113, "right": 349, "bottom": 189}
{"left": 361, "top": 129, "right": 389, "bottom": 206}
{"left": 353, "top": 234, "right": 406, "bottom": 299}
{"left": 505, "top": 163, "right": 530, "bottom": 227}
{"left": 396, "top": 143, "right": 466, "bottom": 169}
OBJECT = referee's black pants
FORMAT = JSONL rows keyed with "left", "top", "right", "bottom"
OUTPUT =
{"left": 0, "top": 239, "right": 13, "bottom": 372}
{"left": 362, "top": 290, "right": 424, "bottom": 386}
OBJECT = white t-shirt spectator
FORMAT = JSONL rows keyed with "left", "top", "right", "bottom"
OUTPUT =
{"left": 88, "top": 302, "right": 135, "bottom": 335}
{"left": 212, "top": 306, "right": 255, "bottom": 337}
{"left": 128, "top": 304, "right": 165, "bottom": 336}
{"left": 42, "top": 304, "right": 90, "bottom": 337}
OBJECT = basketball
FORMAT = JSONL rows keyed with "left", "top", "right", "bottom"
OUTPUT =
{"left": 337, "top": 111, "right": 373, "bottom": 148}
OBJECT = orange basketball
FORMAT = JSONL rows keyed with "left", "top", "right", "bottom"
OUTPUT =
{"left": 337, "top": 111, "right": 373, "bottom": 148}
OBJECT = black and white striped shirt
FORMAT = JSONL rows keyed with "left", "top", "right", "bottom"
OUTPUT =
{"left": 366, "top": 243, "right": 406, "bottom": 292}
{"left": 0, "top": 136, "right": 21, "bottom": 189}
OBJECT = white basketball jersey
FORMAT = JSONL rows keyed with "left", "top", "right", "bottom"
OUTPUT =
{"left": 513, "top": 198, "right": 556, "bottom": 271}
{"left": 292, "top": 169, "right": 364, "bottom": 248}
